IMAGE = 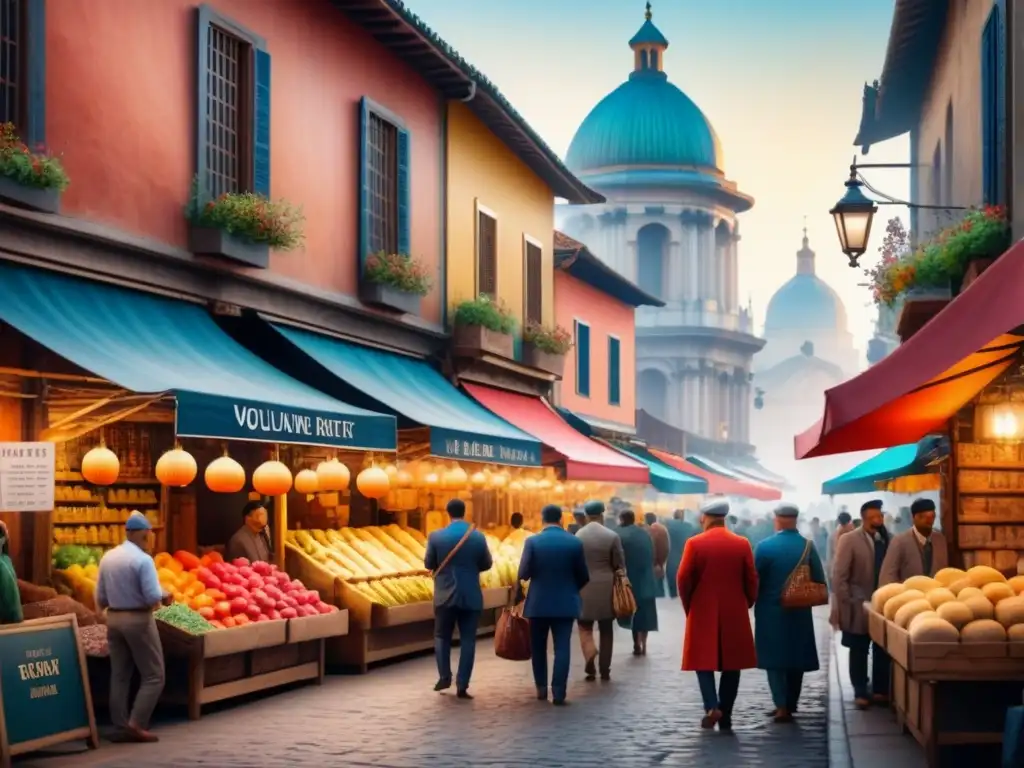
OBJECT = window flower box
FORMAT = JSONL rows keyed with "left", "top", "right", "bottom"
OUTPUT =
{"left": 0, "top": 123, "right": 68, "bottom": 214}
{"left": 453, "top": 324, "right": 514, "bottom": 359}
{"left": 521, "top": 322, "right": 572, "bottom": 378}
{"left": 895, "top": 287, "right": 952, "bottom": 343}
{"left": 523, "top": 342, "right": 565, "bottom": 377}
{"left": 360, "top": 252, "right": 430, "bottom": 315}
{"left": 0, "top": 175, "right": 60, "bottom": 214}
{"left": 189, "top": 225, "right": 269, "bottom": 269}
{"left": 450, "top": 296, "right": 517, "bottom": 359}
{"left": 359, "top": 282, "right": 421, "bottom": 315}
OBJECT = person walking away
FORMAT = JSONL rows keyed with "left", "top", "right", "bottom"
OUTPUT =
{"left": 644, "top": 512, "right": 669, "bottom": 598}
{"left": 664, "top": 509, "right": 696, "bottom": 599}
{"left": 567, "top": 508, "right": 586, "bottom": 534}
{"left": 509, "top": 512, "right": 525, "bottom": 531}
{"left": 424, "top": 499, "right": 493, "bottom": 699}
{"left": 879, "top": 498, "right": 948, "bottom": 585}
{"left": 827, "top": 511, "right": 854, "bottom": 580}
{"left": 517, "top": 504, "right": 590, "bottom": 705}
{"left": 754, "top": 503, "right": 826, "bottom": 723}
{"left": 575, "top": 500, "right": 625, "bottom": 681}
{"left": 831, "top": 499, "right": 890, "bottom": 708}
{"left": 677, "top": 499, "right": 758, "bottom": 732}
{"left": 618, "top": 509, "right": 659, "bottom": 655}
{"left": 95, "top": 512, "right": 171, "bottom": 743}
{"left": 226, "top": 500, "right": 272, "bottom": 564}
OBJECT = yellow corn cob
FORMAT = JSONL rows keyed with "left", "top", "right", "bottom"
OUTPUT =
{"left": 386, "top": 525, "right": 427, "bottom": 558}
{"left": 400, "top": 525, "right": 428, "bottom": 547}
{"left": 347, "top": 539, "right": 401, "bottom": 574}
{"left": 365, "top": 527, "right": 423, "bottom": 568}
{"left": 331, "top": 539, "right": 382, "bottom": 578}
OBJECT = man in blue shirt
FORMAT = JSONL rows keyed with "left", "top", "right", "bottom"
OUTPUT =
{"left": 424, "top": 499, "right": 492, "bottom": 699}
{"left": 95, "top": 511, "right": 171, "bottom": 743}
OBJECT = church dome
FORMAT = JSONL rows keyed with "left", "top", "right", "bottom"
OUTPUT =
{"left": 764, "top": 231, "right": 849, "bottom": 332}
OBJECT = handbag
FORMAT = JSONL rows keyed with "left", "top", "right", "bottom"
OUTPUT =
{"left": 431, "top": 524, "right": 475, "bottom": 578}
{"left": 494, "top": 596, "right": 531, "bottom": 661}
{"left": 781, "top": 539, "right": 828, "bottom": 609}
{"left": 612, "top": 571, "right": 637, "bottom": 620}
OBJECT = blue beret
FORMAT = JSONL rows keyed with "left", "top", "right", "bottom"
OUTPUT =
{"left": 584, "top": 500, "right": 605, "bottom": 517}
{"left": 774, "top": 503, "right": 800, "bottom": 518}
{"left": 700, "top": 499, "right": 729, "bottom": 517}
{"left": 125, "top": 511, "right": 152, "bottom": 531}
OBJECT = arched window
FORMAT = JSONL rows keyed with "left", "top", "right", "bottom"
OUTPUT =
{"left": 640, "top": 49, "right": 649, "bottom": 69}
{"left": 637, "top": 223, "right": 669, "bottom": 298}
{"left": 650, "top": 49, "right": 659, "bottom": 70}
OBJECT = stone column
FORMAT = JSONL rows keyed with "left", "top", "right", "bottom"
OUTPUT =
{"left": 728, "top": 234, "right": 740, "bottom": 312}
{"left": 686, "top": 370, "right": 699, "bottom": 433}
{"left": 667, "top": 240, "right": 683, "bottom": 302}
{"left": 702, "top": 222, "right": 716, "bottom": 305}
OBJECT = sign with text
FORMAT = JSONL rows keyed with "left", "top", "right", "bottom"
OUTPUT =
{"left": 174, "top": 391, "right": 396, "bottom": 451}
{"left": 0, "top": 615, "right": 98, "bottom": 764}
{"left": 430, "top": 429, "right": 540, "bottom": 467}
{"left": 0, "top": 442, "right": 54, "bottom": 513}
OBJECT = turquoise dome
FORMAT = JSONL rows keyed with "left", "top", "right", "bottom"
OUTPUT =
{"left": 764, "top": 275, "right": 848, "bottom": 332}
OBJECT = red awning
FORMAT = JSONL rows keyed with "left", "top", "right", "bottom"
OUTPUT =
{"left": 648, "top": 448, "right": 782, "bottom": 501}
{"left": 463, "top": 383, "right": 649, "bottom": 483}
{"left": 796, "top": 242, "right": 1024, "bottom": 459}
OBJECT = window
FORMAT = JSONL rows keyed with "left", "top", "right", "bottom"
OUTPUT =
{"left": 523, "top": 236, "right": 542, "bottom": 325}
{"left": 195, "top": 6, "right": 271, "bottom": 200}
{"left": 608, "top": 336, "right": 621, "bottom": 406}
{"left": 575, "top": 320, "right": 591, "bottom": 397}
{"left": 476, "top": 205, "right": 497, "bottom": 296}
{"left": 943, "top": 103, "right": 953, "bottom": 206}
{"left": 981, "top": 4, "right": 1006, "bottom": 205}
{"left": 360, "top": 98, "right": 410, "bottom": 262}
{"left": 0, "top": 0, "right": 44, "bottom": 147}
{"left": 930, "top": 144, "right": 941, "bottom": 209}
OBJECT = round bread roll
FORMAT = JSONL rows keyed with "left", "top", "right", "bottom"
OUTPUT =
{"left": 961, "top": 618, "right": 1007, "bottom": 642}
{"left": 995, "top": 596, "right": 1024, "bottom": 629}
{"left": 925, "top": 587, "right": 956, "bottom": 609}
{"left": 895, "top": 598, "right": 934, "bottom": 629}
{"left": 871, "top": 583, "right": 906, "bottom": 614}
{"left": 907, "top": 610, "right": 939, "bottom": 632}
{"left": 956, "top": 586, "right": 984, "bottom": 601}
{"left": 934, "top": 567, "right": 967, "bottom": 587}
{"left": 883, "top": 589, "right": 925, "bottom": 621}
{"left": 962, "top": 594, "right": 995, "bottom": 621}
{"left": 909, "top": 616, "right": 959, "bottom": 643}
{"left": 982, "top": 582, "right": 1016, "bottom": 604}
{"left": 935, "top": 600, "right": 974, "bottom": 629}
{"left": 904, "top": 576, "right": 941, "bottom": 593}
{"left": 949, "top": 577, "right": 976, "bottom": 596}
{"left": 967, "top": 565, "right": 1007, "bottom": 586}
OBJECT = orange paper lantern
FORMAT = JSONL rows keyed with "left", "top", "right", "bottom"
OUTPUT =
{"left": 470, "top": 471, "right": 488, "bottom": 488}
{"left": 81, "top": 444, "right": 120, "bottom": 486}
{"left": 396, "top": 469, "right": 414, "bottom": 489}
{"left": 356, "top": 466, "right": 390, "bottom": 499}
{"left": 205, "top": 455, "right": 245, "bottom": 494}
{"left": 253, "top": 460, "right": 293, "bottom": 496}
{"left": 444, "top": 466, "right": 468, "bottom": 489}
{"left": 316, "top": 458, "right": 350, "bottom": 492}
{"left": 155, "top": 447, "right": 197, "bottom": 487}
{"left": 294, "top": 469, "right": 319, "bottom": 495}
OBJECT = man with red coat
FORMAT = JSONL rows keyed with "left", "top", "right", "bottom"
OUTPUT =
{"left": 677, "top": 498, "right": 758, "bottom": 732}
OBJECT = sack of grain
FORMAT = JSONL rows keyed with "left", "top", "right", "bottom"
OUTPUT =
{"left": 22, "top": 596, "right": 98, "bottom": 627}
{"left": 17, "top": 580, "right": 57, "bottom": 605}
{"left": 79, "top": 624, "right": 109, "bottom": 657}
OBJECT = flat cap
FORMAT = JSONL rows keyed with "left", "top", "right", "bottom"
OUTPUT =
{"left": 774, "top": 502, "right": 800, "bottom": 518}
{"left": 584, "top": 500, "right": 605, "bottom": 517}
{"left": 910, "top": 498, "right": 936, "bottom": 515}
{"left": 125, "top": 510, "right": 152, "bottom": 531}
{"left": 700, "top": 499, "right": 729, "bottom": 517}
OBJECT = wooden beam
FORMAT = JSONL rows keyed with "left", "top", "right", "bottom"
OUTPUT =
{"left": 0, "top": 366, "right": 107, "bottom": 384}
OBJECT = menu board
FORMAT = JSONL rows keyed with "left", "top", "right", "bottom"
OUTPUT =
{"left": 0, "top": 442, "right": 55, "bottom": 513}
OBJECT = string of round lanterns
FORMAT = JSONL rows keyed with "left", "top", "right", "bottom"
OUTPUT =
{"left": 155, "top": 445, "right": 197, "bottom": 487}
{"left": 81, "top": 440, "right": 120, "bottom": 486}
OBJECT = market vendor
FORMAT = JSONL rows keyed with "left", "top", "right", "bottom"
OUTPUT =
{"left": 226, "top": 500, "right": 272, "bottom": 564}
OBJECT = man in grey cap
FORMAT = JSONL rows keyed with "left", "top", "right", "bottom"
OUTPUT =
{"left": 754, "top": 503, "right": 826, "bottom": 723}
{"left": 575, "top": 499, "right": 625, "bottom": 681}
{"left": 95, "top": 511, "right": 171, "bottom": 743}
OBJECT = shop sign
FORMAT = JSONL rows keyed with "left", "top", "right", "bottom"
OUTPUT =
{"left": 0, "top": 615, "right": 98, "bottom": 761}
{"left": 0, "top": 442, "right": 55, "bottom": 513}
{"left": 430, "top": 429, "right": 540, "bottom": 467}
{"left": 174, "top": 391, "right": 396, "bottom": 450}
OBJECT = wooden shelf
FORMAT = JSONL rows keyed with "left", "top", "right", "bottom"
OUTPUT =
{"left": 53, "top": 521, "right": 163, "bottom": 528}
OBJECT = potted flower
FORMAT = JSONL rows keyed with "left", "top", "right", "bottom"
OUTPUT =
{"left": 522, "top": 321, "right": 572, "bottom": 377}
{"left": 361, "top": 251, "right": 432, "bottom": 315}
{"left": 184, "top": 176, "right": 304, "bottom": 268}
{"left": 0, "top": 122, "right": 68, "bottom": 213}
{"left": 451, "top": 295, "right": 516, "bottom": 359}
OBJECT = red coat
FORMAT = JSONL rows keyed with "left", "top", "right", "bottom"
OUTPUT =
{"left": 677, "top": 526, "right": 758, "bottom": 671}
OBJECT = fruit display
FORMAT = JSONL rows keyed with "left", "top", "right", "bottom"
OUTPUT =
{"left": 872, "top": 565, "right": 1024, "bottom": 644}
{"left": 52, "top": 544, "right": 105, "bottom": 570}
{"left": 154, "top": 550, "right": 338, "bottom": 629}
{"left": 155, "top": 603, "right": 215, "bottom": 635}
{"left": 57, "top": 563, "right": 100, "bottom": 609}
{"left": 482, "top": 528, "right": 531, "bottom": 589}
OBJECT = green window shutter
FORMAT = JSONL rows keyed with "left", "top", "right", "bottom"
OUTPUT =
{"left": 253, "top": 48, "right": 271, "bottom": 197}
{"left": 358, "top": 97, "right": 371, "bottom": 268}
{"left": 575, "top": 321, "right": 591, "bottom": 397}
{"left": 397, "top": 127, "right": 410, "bottom": 255}
{"left": 608, "top": 337, "right": 621, "bottom": 405}
{"left": 24, "top": 0, "right": 46, "bottom": 149}
{"left": 194, "top": 5, "right": 212, "bottom": 195}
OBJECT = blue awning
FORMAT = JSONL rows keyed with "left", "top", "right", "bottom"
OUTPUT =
{"left": 0, "top": 263, "right": 396, "bottom": 450}
{"left": 267, "top": 323, "right": 541, "bottom": 466}
{"left": 601, "top": 442, "right": 707, "bottom": 495}
{"left": 821, "top": 436, "right": 947, "bottom": 495}
{"left": 687, "top": 453, "right": 743, "bottom": 479}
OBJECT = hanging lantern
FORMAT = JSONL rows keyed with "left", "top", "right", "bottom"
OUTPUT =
{"left": 538, "top": 478, "right": 552, "bottom": 490}
{"left": 205, "top": 453, "right": 246, "bottom": 493}
{"left": 396, "top": 468, "right": 414, "bottom": 489}
{"left": 253, "top": 460, "right": 293, "bottom": 496}
{"left": 553, "top": 483, "right": 565, "bottom": 495}
{"left": 470, "top": 471, "right": 488, "bottom": 489}
{"left": 81, "top": 441, "right": 120, "bottom": 486}
{"left": 316, "top": 458, "right": 350, "bottom": 492}
{"left": 155, "top": 446, "right": 197, "bottom": 487}
{"left": 523, "top": 478, "right": 538, "bottom": 491}
{"left": 294, "top": 469, "right": 319, "bottom": 495}
{"left": 490, "top": 471, "right": 508, "bottom": 489}
{"left": 423, "top": 472, "right": 440, "bottom": 488}
{"left": 444, "top": 465, "right": 468, "bottom": 489}
{"left": 509, "top": 480, "right": 523, "bottom": 492}
{"left": 356, "top": 466, "right": 390, "bottom": 499}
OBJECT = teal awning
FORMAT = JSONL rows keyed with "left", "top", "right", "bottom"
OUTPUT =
{"left": 821, "top": 437, "right": 946, "bottom": 495}
{"left": 0, "top": 263, "right": 396, "bottom": 450}
{"left": 687, "top": 453, "right": 743, "bottom": 479}
{"left": 268, "top": 323, "right": 542, "bottom": 466}
{"left": 603, "top": 442, "right": 708, "bottom": 495}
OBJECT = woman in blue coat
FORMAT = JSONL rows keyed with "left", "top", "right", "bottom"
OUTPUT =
{"left": 616, "top": 509, "right": 658, "bottom": 655}
{"left": 753, "top": 503, "right": 825, "bottom": 723}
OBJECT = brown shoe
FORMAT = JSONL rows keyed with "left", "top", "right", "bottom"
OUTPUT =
{"left": 773, "top": 708, "right": 795, "bottom": 723}
{"left": 125, "top": 725, "right": 159, "bottom": 743}
{"left": 701, "top": 708, "right": 723, "bottom": 729}
{"left": 854, "top": 697, "right": 871, "bottom": 710}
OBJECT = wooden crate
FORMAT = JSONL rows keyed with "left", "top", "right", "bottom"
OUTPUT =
{"left": 287, "top": 611, "right": 349, "bottom": 643}
{"left": 886, "top": 621, "right": 1015, "bottom": 676}
{"left": 865, "top": 606, "right": 887, "bottom": 648}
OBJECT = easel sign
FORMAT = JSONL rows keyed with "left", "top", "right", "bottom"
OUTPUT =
{"left": 0, "top": 614, "right": 99, "bottom": 768}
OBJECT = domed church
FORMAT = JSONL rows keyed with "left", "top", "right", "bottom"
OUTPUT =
{"left": 557, "top": 3, "right": 764, "bottom": 457}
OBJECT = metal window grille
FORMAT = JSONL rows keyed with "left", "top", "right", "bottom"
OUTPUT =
{"left": 0, "top": 0, "right": 22, "bottom": 130}
{"left": 367, "top": 113, "right": 398, "bottom": 254}
{"left": 205, "top": 24, "right": 251, "bottom": 198}
{"left": 524, "top": 241, "right": 542, "bottom": 324}
{"left": 477, "top": 212, "right": 497, "bottom": 296}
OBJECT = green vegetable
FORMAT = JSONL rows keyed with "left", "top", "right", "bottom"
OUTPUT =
{"left": 155, "top": 604, "right": 214, "bottom": 635}
{"left": 52, "top": 545, "right": 92, "bottom": 570}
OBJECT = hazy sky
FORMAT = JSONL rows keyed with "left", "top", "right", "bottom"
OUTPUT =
{"left": 405, "top": 0, "right": 910, "bottom": 357}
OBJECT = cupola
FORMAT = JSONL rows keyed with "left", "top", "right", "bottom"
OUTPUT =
{"left": 629, "top": 2, "right": 669, "bottom": 78}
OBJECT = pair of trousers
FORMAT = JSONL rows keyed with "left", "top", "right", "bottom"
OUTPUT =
{"left": 106, "top": 611, "right": 166, "bottom": 730}
{"left": 433, "top": 607, "right": 480, "bottom": 689}
{"left": 577, "top": 619, "right": 614, "bottom": 675}
{"left": 695, "top": 670, "right": 740, "bottom": 714}
{"left": 529, "top": 617, "right": 574, "bottom": 700}
{"left": 847, "top": 633, "right": 890, "bottom": 699}
{"left": 766, "top": 669, "right": 805, "bottom": 710}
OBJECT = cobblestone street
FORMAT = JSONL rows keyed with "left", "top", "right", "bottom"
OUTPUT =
{"left": 19, "top": 603, "right": 833, "bottom": 768}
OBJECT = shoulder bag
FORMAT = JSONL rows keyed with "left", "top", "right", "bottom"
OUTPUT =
{"left": 431, "top": 524, "right": 475, "bottom": 578}
{"left": 781, "top": 539, "right": 828, "bottom": 609}
{"left": 494, "top": 591, "right": 532, "bottom": 661}
{"left": 611, "top": 538, "right": 637, "bottom": 619}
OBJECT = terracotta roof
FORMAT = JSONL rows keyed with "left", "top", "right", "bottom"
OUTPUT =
{"left": 553, "top": 231, "right": 663, "bottom": 309}
{"left": 553, "top": 230, "right": 586, "bottom": 252}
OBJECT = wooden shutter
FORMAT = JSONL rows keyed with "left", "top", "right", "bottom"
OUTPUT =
{"left": 608, "top": 336, "right": 621, "bottom": 406}
{"left": 477, "top": 211, "right": 497, "bottom": 296}
{"left": 575, "top": 321, "right": 591, "bottom": 397}
{"left": 397, "top": 127, "right": 410, "bottom": 255}
{"left": 524, "top": 240, "right": 542, "bottom": 324}
{"left": 253, "top": 47, "right": 271, "bottom": 196}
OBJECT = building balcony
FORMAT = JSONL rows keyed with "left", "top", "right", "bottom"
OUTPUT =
{"left": 636, "top": 302, "right": 756, "bottom": 336}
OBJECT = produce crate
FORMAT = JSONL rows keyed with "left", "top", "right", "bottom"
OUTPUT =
{"left": 865, "top": 605, "right": 887, "bottom": 649}
{"left": 287, "top": 610, "right": 349, "bottom": 643}
{"left": 886, "top": 620, "right": 1017, "bottom": 676}
{"left": 284, "top": 544, "right": 344, "bottom": 606}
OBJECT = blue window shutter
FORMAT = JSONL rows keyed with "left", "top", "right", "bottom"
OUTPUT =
{"left": 252, "top": 48, "right": 271, "bottom": 197}
{"left": 24, "top": 0, "right": 46, "bottom": 149}
{"left": 358, "top": 97, "right": 371, "bottom": 269}
{"left": 194, "top": 6, "right": 212, "bottom": 194}
{"left": 397, "top": 127, "right": 410, "bottom": 255}
{"left": 608, "top": 337, "right": 621, "bottom": 406}
{"left": 576, "top": 322, "right": 591, "bottom": 397}
{"left": 995, "top": 0, "right": 1007, "bottom": 205}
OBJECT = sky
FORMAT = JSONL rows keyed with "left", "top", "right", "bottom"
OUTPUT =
{"left": 404, "top": 0, "right": 911, "bottom": 356}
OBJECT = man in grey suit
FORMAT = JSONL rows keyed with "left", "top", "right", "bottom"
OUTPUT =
{"left": 575, "top": 500, "right": 625, "bottom": 681}
{"left": 879, "top": 497, "right": 948, "bottom": 586}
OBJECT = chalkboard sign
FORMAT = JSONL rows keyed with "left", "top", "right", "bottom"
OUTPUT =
{"left": 0, "top": 614, "right": 98, "bottom": 767}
